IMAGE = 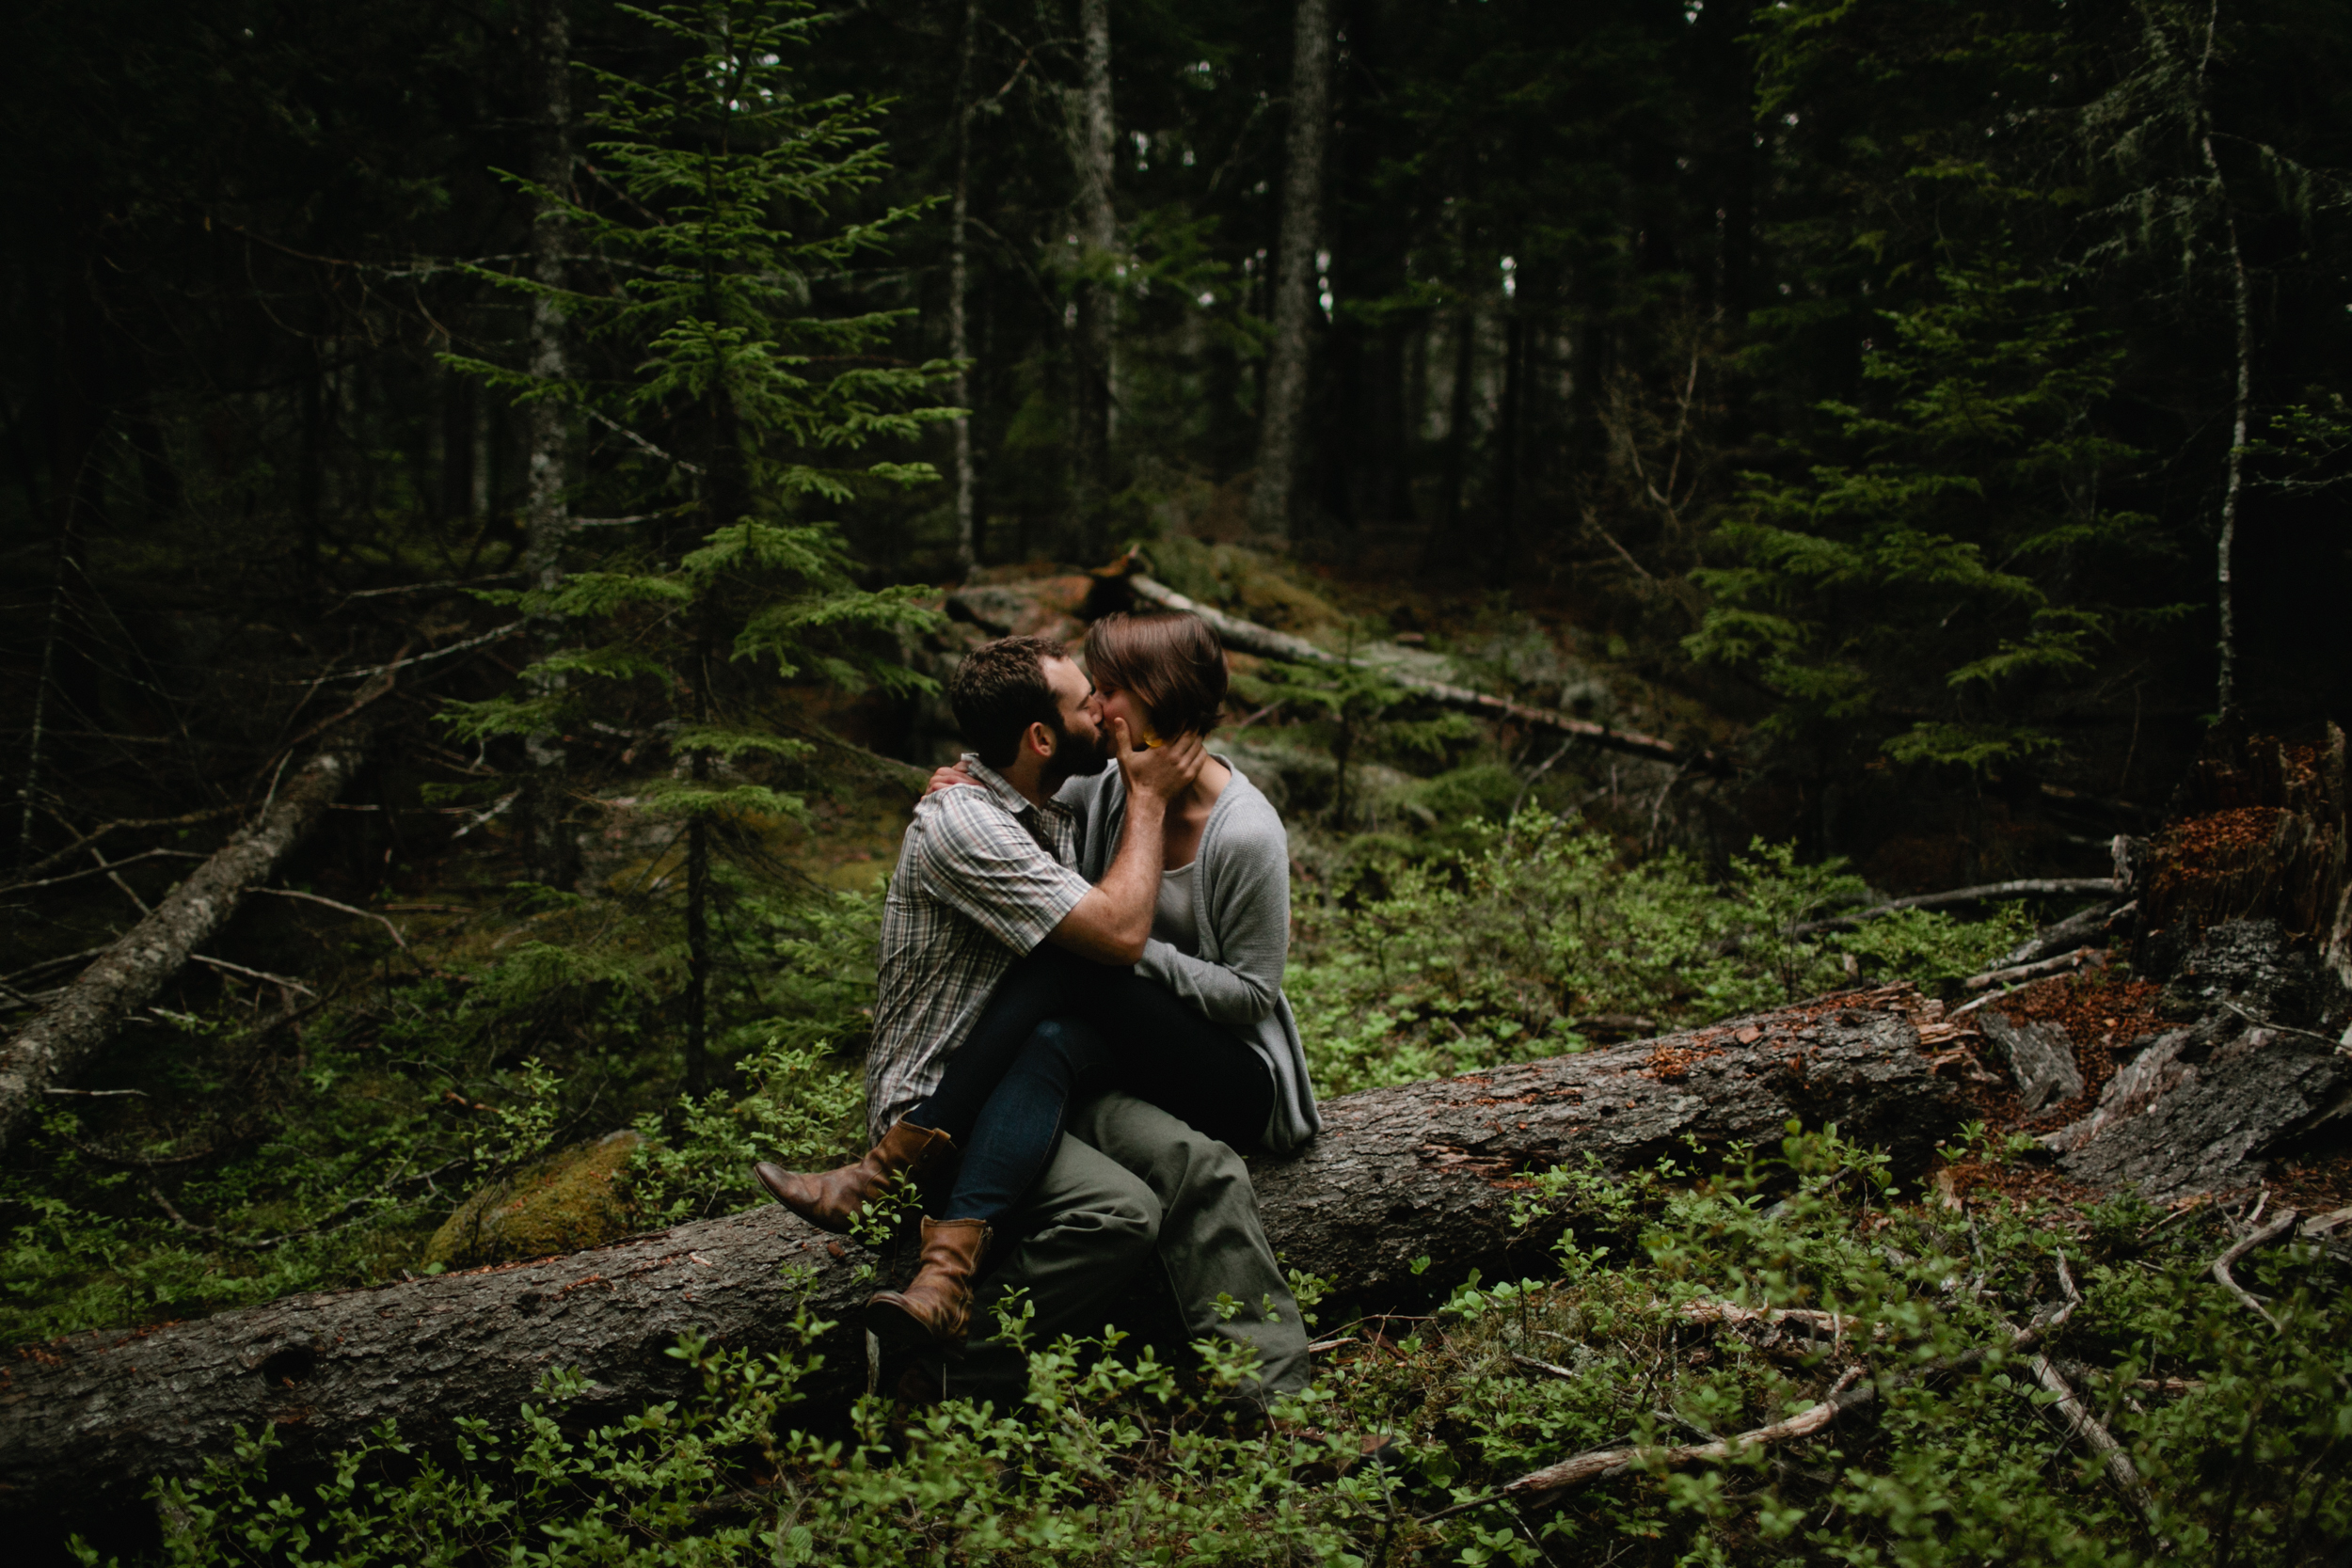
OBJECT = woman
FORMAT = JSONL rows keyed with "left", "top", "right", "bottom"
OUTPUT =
{"left": 754, "top": 610, "right": 1319, "bottom": 1346}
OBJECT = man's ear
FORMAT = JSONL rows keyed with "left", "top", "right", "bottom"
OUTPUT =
{"left": 1022, "top": 719, "right": 1057, "bottom": 760}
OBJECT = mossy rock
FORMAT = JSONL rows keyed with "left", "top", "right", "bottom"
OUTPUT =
{"left": 424, "top": 1131, "right": 644, "bottom": 1269}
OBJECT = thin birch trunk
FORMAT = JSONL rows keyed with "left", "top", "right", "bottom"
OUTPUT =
{"left": 1248, "top": 0, "right": 1336, "bottom": 540}
{"left": 947, "top": 0, "right": 979, "bottom": 577}
{"left": 1067, "top": 0, "right": 1116, "bottom": 545}
{"left": 2197, "top": 4, "right": 2250, "bottom": 717}
{"left": 520, "top": 0, "right": 578, "bottom": 885}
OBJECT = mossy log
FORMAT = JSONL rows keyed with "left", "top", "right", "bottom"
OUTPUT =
{"left": 0, "top": 987, "right": 1958, "bottom": 1523}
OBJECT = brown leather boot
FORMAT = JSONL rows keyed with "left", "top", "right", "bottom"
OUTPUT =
{"left": 751, "top": 1119, "right": 956, "bottom": 1235}
{"left": 866, "top": 1217, "right": 992, "bottom": 1350}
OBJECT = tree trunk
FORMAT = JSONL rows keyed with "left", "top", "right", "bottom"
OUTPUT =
{"left": 1427, "top": 287, "right": 1476, "bottom": 569}
{"left": 519, "top": 0, "right": 579, "bottom": 889}
{"left": 0, "top": 990, "right": 1961, "bottom": 1519}
{"left": 1489, "top": 304, "right": 1525, "bottom": 585}
{"left": 1247, "top": 0, "right": 1335, "bottom": 540}
{"left": 1066, "top": 0, "right": 1116, "bottom": 546}
{"left": 2201, "top": 139, "right": 2250, "bottom": 721}
{"left": 0, "top": 718, "right": 379, "bottom": 1152}
{"left": 683, "top": 812, "right": 710, "bottom": 1094}
{"left": 946, "top": 0, "right": 979, "bottom": 577}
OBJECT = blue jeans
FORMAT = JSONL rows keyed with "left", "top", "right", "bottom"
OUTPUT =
{"left": 908, "top": 945, "right": 1276, "bottom": 1224}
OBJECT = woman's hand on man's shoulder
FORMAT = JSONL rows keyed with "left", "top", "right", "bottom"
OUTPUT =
{"left": 923, "top": 762, "right": 977, "bottom": 798}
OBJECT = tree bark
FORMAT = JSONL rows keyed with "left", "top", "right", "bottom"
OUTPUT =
{"left": 0, "top": 718, "right": 379, "bottom": 1152}
{"left": 0, "top": 989, "right": 1959, "bottom": 1518}
{"left": 2198, "top": 0, "right": 2250, "bottom": 720}
{"left": 518, "top": 0, "right": 579, "bottom": 889}
{"left": 1247, "top": 0, "right": 1335, "bottom": 540}
{"left": 946, "top": 0, "right": 979, "bottom": 577}
{"left": 1066, "top": 0, "right": 1116, "bottom": 546}
{"left": 1117, "top": 572, "right": 1732, "bottom": 774}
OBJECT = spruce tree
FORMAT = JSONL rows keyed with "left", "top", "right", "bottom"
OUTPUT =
{"left": 442, "top": 0, "right": 954, "bottom": 1091}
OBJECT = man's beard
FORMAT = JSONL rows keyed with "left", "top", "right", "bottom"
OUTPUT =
{"left": 1039, "top": 717, "right": 1110, "bottom": 792}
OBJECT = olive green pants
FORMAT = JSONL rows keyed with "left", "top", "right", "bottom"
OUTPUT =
{"left": 940, "top": 1090, "right": 1310, "bottom": 1408}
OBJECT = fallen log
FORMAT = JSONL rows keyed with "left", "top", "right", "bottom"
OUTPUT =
{"left": 1118, "top": 574, "right": 1734, "bottom": 777}
{"left": 0, "top": 986, "right": 1961, "bottom": 1521}
{"left": 0, "top": 714, "right": 382, "bottom": 1152}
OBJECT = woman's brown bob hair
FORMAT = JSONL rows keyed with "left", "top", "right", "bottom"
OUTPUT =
{"left": 1084, "top": 610, "right": 1229, "bottom": 740}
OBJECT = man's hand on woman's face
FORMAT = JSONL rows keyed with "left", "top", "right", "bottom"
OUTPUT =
{"left": 1113, "top": 717, "right": 1204, "bottom": 803}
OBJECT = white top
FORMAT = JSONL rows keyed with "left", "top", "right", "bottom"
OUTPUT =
{"left": 1152, "top": 860, "right": 1201, "bottom": 955}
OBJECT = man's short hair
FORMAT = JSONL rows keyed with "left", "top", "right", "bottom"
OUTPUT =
{"left": 948, "top": 634, "right": 1070, "bottom": 768}
{"left": 1084, "top": 610, "right": 1228, "bottom": 741}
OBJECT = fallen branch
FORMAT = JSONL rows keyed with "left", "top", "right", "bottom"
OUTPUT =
{"left": 1998, "top": 899, "right": 2133, "bottom": 969}
{"left": 2015, "top": 1256, "right": 2164, "bottom": 1541}
{"left": 189, "top": 955, "right": 318, "bottom": 997}
{"left": 247, "top": 888, "right": 409, "bottom": 950}
{"left": 1962, "top": 947, "right": 2106, "bottom": 993}
{"left": 0, "top": 847, "right": 207, "bottom": 896}
{"left": 1120, "top": 574, "right": 1734, "bottom": 776}
{"left": 0, "top": 716, "right": 380, "bottom": 1151}
{"left": 1792, "top": 879, "right": 2119, "bottom": 936}
{"left": 2210, "top": 1207, "right": 2298, "bottom": 1333}
{"left": 3, "top": 806, "right": 246, "bottom": 890}
{"left": 1447, "top": 1287, "right": 2081, "bottom": 1514}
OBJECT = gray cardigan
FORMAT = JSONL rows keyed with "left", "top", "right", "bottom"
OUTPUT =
{"left": 1056, "top": 760, "right": 1324, "bottom": 1152}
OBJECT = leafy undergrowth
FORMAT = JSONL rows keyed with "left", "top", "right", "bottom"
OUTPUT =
{"left": 1290, "top": 812, "right": 2028, "bottom": 1096}
{"left": 119, "top": 1132, "right": 2350, "bottom": 1567}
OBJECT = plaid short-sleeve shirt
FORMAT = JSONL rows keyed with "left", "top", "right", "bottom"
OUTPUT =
{"left": 864, "top": 754, "right": 1092, "bottom": 1141}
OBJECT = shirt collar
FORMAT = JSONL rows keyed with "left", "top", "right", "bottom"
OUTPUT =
{"left": 960, "top": 752, "right": 1056, "bottom": 818}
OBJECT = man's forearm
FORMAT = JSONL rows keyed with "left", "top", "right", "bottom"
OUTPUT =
{"left": 1048, "top": 793, "right": 1168, "bottom": 964}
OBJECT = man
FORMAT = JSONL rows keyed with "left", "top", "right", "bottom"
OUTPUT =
{"left": 758, "top": 634, "right": 1308, "bottom": 1408}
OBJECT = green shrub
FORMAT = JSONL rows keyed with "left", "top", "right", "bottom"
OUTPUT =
{"left": 1288, "top": 813, "right": 2027, "bottom": 1094}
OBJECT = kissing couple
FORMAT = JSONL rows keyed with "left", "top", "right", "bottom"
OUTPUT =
{"left": 754, "top": 609, "right": 1322, "bottom": 1408}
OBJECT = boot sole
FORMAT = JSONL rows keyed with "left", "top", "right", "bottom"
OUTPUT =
{"left": 866, "top": 1292, "right": 964, "bottom": 1354}
{"left": 749, "top": 1165, "right": 861, "bottom": 1234}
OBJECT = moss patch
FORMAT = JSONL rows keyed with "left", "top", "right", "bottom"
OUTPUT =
{"left": 424, "top": 1131, "right": 644, "bottom": 1269}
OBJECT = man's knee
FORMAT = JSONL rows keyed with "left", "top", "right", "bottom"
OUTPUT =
{"left": 1070, "top": 1091, "right": 1244, "bottom": 1204}
{"left": 1018, "top": 1133, "right": 1162, "bottom": 1266}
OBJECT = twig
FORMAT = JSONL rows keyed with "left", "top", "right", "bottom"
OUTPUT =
{"left": 190, "top": 954, "right": 318, "bottom": 996}
{"left": 324, "top": 622, "right": 523, "bottom": 683}
{"left": 1426, "top": 1294, "right": 2081, "bottom": 1518}
{"left": 1509, "top": 736, "right": 1578, "bottom": 823}
{"left": 2010, "top": 1255, "right": 2166, "bottom": 1544}
{"left": 450, "top": 791, "right": 522, "bottom": 840}
{"left": 1962, "top": 947, "right": 2106, "bottom": 993}
{"left": 247, "top": 887, "right": 409, "bottom": 950}
{"left": 0, "top": 847, "right": 205, "bottom": 895}
{"left": 1645, "top": 755, "right": 1698, "bottom": 852}
{"left": 2138, "top": 1197, "right": 2207, "bottom": 1241}
{"left": 1511, "top": 1353, "right": 1580, "bottom": 1381}
{"left": 1791, "top": 878, "right": 2118, "bottom": 936}
{"left": 4, "top": 805, "right": 244, "bottom": 888}
{"left": 2210, "top": 1208, "right": 2298, "bottom": 1333}
{"left": 44, "top": 1086, "right": 149, "bottom": 1098}
{"left": 2217, "top": 1000, "right": 2344, "bottom": 1048}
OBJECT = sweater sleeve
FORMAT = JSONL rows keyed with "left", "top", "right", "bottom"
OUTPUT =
{"left": 1134, "top": 815, "right": 1288, "bottom": 1026}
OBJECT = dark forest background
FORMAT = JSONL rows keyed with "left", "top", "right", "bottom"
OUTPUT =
{"left": 8, "top": 0, "right": 2349, "bottom": 855}
{"left": 5, "top": 4, "right": 2352, "bottom": 1561}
